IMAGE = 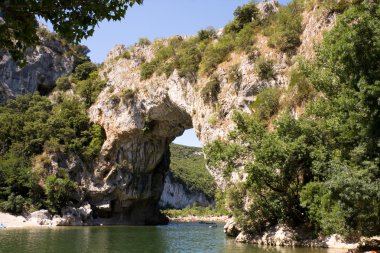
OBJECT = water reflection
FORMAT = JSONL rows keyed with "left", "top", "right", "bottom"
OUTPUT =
{"left": 0, "top": 224, "right": 347, "bottom": 253}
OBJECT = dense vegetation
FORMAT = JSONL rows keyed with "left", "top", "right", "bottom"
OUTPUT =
{"left": 169, "top": 144, "right": 215, "bottom": 197}
{"left": 161, "top": 144, "right": 227, "bottom": 217}
{"left": 205, "top": 1, "right": 379, "bottom": 237}
{"left": 0, "top": 57, "right": 106, "bottom": 214}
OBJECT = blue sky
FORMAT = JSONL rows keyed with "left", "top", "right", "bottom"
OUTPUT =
{"left": 41, "top": 0, "right": 291, "bottom": 148}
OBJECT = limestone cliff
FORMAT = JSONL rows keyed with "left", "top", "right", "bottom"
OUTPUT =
{"left": 159, "top": 172, "right": 214, "bottom": 209}
{"left": 0, "top": 27, "right": 81, "bottom": 101}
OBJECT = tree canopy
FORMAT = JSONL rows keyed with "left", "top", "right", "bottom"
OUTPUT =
{"left": 0, "top": 0, "right": 143, "bottom": 62}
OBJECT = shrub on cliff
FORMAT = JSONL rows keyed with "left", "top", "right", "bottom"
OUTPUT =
{"left": 255, "top": 57, "right": 276, "bottom": 80}
{"left": 75, "top": 71, "right": 106, "bottom": 107}
{"left": 73, "top": 62, "right": 97, "bottom": 81}
{"left": 251, "top": 87, "right": 282, "bottom": 121}
{"left": 224, "top": 1, "right": 259, "bottom": 33}
{"left": 201, "top": 78, "right": 220, "bottom": 103}
{"left": 55, "top": 76, "right": 72, "bottom": 91}
{"left": 266, "top": 4, "right": 302, "bottom": 54}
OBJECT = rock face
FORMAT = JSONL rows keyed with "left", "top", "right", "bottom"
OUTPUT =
{"left": 0, "top": 29, "right": 76, "bottom": 102}
{"left": 224, "top": 218, "right": 241, "bottom": 237}
{"left": 159, "top": 172, "right": 214, "bottom": 209}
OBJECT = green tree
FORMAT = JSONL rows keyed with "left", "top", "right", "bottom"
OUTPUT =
{"left": 45, "top": 169, "right": 78, "bottom": 213}
{"left": 0, "top": 0, "right": 143, "bottom": 62}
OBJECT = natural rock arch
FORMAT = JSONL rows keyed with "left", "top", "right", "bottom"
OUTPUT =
{"left": 86, "top": 43, "right": 287, "bottom": 224}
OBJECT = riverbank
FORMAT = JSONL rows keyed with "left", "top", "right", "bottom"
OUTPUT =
{"left": 168, "top": 215, "right": 228, "bottom": 223}
{"left": 0, "top": 212, "right": 40, "bottom": 228}
{"left": 0, "top": 211, "right": 228, "bottom": 228}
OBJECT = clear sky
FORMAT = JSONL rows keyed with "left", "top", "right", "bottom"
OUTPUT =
{"left": 41, "top": 0, "right": 291, "bottom": 148}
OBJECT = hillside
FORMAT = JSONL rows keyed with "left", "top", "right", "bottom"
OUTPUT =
{"left": 169, "top": 144, "right": 215, "bottom": 197}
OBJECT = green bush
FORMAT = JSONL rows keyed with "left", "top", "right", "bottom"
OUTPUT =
{"left": 266, "top": 5, "right": 302, "bottom": 54}
{"left": 122, "top": 51, "right": 131, "bottom": 59}
{"left": 204, "top": 139, "right": 242, "bottom": 177}
{"left": 140, "top": 61, "right": 158, "bottom": 80}
{"left": 0, "top": 194, "right": 26, "bottom": 214}
{"left": 45, "top": 169, "right": 78, "bottom": 213}
{"left": 255, "top": 57, "right": 275, "bottom": 80}
{"left": 176, "top": 40, "right": 202, "bottom": 78}
{"left": 235, "top": 23, "right": 256, "bottom": 52}
{"left": 55, "top": 76, "right": 71, "bottom": 91}
{"left": 201, "top": 78, "right": 220, "bottom": 103}
{"left": 75, "top": 72, "right": 106, "bottom": 107}
{"left": 73, "top": 61, "right": 97, "bottom": 81}
{"left": 137, "top": 37, "right": 151, "bottom": 46}
{"left": 82, "top": 124, "right": 105, "bottom": 161}
{"left": 140, "top": 37, "right": 203, "bottom": 80}
{"left": 251, "top": 87, "right": 282, "bottom": 121}
{"left": 288, "top": 66, "right": 316, "bottom": 105}
{"left": 198, "top": 27, "right": 217, "bottom": 41}
{"left": 225, "top": 1, "right": 259, "bottom": 33}
{"left": 200, "top": 34, "right": 234, "bottom": 75}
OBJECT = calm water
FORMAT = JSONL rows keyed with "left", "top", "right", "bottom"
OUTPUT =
{"left": 0, "top": 223, "right": 347, "bottom": 253}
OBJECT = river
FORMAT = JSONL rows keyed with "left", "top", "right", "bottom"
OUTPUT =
{"left": 0, "top": 223, "right": 347, "bottom": 253}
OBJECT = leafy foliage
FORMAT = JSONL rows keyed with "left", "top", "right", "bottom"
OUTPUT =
{"left": 0, "top": 93, "right": 105, "bottom": 214}
{"left": 255, "top": 57, "right": 276, "bottom": 80}
{"left": 201, "top": 78, "right": 220, "bottom": 103}
{"left": 140, "top": 1, "right": 259, "bottom": 79}
{"left": 55, "top": 76, "right": 72, "bottom": 91}
{"left": 266, "top": 3, "right": 303, "bottom": 54}
{"left": 225, "top": 1, "right": 259, "bottom": 33}
{"left": 251, "top": 87, "right": 282, "bottom": 121}
{"left": 0, "top": 0, "right": 143, "bottom": 62}
{"left": 45, "top": 169, "right": 78, "bottom": 213}
{"left": 137, "top": 37, "right": 151, "bottom": 46}
{"left": 73, "top": 62, "right": 98, "bottom": 81}
{"left": 74, "top": 71, "right": 106, "bottom": 107}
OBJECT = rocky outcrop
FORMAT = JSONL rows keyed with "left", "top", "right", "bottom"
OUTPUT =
{"left": 26, "top": 205, "right": 94, "bottom": 226}
{"left": 235, "top": 225, "right": 359, "bottom": 250}
{"left": 224, "top": 218, "right": 241, "bottom": 237}
{"left": 298, "top": 3, "right": 337, "bottom": 59}
{"left": 159, "top": 172, "right": 214, "bottom": 209}
{"left": 352, "top": 237, "right": 380, "bottom": 253}
{"left": 29, "top": 210, "right": 52, "bottom": 225}
{"left": 0, "top": 28, "right": 77, "bottom": 101}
